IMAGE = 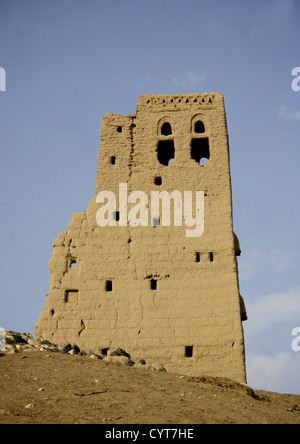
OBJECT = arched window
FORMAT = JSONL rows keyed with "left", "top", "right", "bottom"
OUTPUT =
{"left": 194, "top": 120, "right": 205, "bottom": 134}
{"left": 161, "top": 122, "right": 172, "bottom": 136}
{"left": 157, "top": 119, "right": 175, "bottom": 166}
{"left": 191, "top": 116, "right": 210, "bottom": 166}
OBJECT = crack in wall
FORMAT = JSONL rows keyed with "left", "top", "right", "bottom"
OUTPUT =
{"left": 128, "top": 121, "right": 136, "bottom": 180}
{"left": 78, "top": 320, "right": 85, "bottom": 336}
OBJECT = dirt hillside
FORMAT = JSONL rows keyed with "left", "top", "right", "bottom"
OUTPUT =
{"left": 0, "top": 350, "right": 299, "bottom": 424}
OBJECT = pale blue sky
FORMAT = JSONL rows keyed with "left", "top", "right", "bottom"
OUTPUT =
{"left": 0, "top": 0, "right": 300, "bottom": 394}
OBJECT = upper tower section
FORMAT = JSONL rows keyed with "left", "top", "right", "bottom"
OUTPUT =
{"left": 95, "top": 93, "right": 231, "bottom": 203}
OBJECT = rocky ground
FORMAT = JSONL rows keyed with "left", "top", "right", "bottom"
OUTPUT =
{"left": 0, "top": 331, "right": 300, "bottom": 424}
{"left": 1, "top": 331, "right": 166, "bottom": 370}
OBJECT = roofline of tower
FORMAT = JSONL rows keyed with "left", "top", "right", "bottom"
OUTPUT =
{"left": 136, "top": 92, "right": 224, "bottom": 111}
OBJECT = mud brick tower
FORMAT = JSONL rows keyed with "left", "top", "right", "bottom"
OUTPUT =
{"left": 36, "top": 93, "right": 247, "bottom": 383}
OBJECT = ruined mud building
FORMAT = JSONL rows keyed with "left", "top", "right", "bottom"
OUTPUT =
{"left": 36, "top": 93, "right": 247, "bottom": 383}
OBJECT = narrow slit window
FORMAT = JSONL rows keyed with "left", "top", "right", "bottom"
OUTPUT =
{"left": 114, "top": 211, "right": 120, "bottom": 222}
{"left": 210, "top": 252, "right": 214, "bottom": 262}
{"left": 111, "top": 156, "right": 116, "bottom": 165}
{"left": 151, "top": 279, "right": 157, "bottom": 291}
{"left": 185, "top": 346, "right": 194, "bottom": 358}
{"left": 106, "top": 280, "right": 113, "bottom": 292}
{"left": 155, "top": 176, "right": 162, "bottom": 186}
{"left": 157, "top": 140, "right": 175, "bottom": 166}
{"left": 191, "top": 138, "right": 210, "bottom": 165}
{"left": 196, "top": 252, "right": 200, "bottom": 263}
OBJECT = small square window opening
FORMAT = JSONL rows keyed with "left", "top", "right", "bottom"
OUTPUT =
{"left": 151, "top": 279, "right": 157, "bottom": 291}
{"left": 106, "top": 281, "right": 113, "bottom": 292}
{"left": 185, "top": 346, "right": 194, "bottom": 358}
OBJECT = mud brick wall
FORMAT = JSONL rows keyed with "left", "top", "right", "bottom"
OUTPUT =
{"left": 36, "top": 93, "right": 247, "bottom": 383}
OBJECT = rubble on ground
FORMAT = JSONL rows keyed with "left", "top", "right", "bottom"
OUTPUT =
{"left": 1, "top": 331, "right": 167, "bottom": 372}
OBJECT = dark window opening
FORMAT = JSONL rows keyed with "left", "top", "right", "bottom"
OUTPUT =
{"left": 101, "top": 348, "right": 109, "bottom": 356}
{"left": 106, "top": 280, "right": 113, "bottom": 292}
{"left": 210, "top": 252, "right": 214, "bottom": 262}
{"left": 157, "top": 140, "right": 175, "bottom": 166}
{"left": 111, "top": 156, "right": 116, "bottom": 165}
{"left": 161, "top": 122, "right": 172, "bottom": 136}
{"left": 70, "top": 259, "right": 77, "bottom": 269}
{"left": 196, "top": 252, "right": 201, "bottom": 263}
{"left": 151, "top": 279, "right": 157, "bottom": 290}
{"left": 194, "top": 120, "right": 205, "bottom": 134}
{"left": 114, "top": 211, "right": 120, "bottom": 222}
{"left": 185, "top": 346, "right": 194, "bottom": 358}
{"left": 50, "top": 309, "right": 55, "bottom": 316}
{"left": 117, "top": 126, "right": 122, "bottom": 133}
{"left": 155, "top": 176, "right": 162, "bottom": 186}
{"left": 191, "top": 138, "right": 210, "bottom": 165}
